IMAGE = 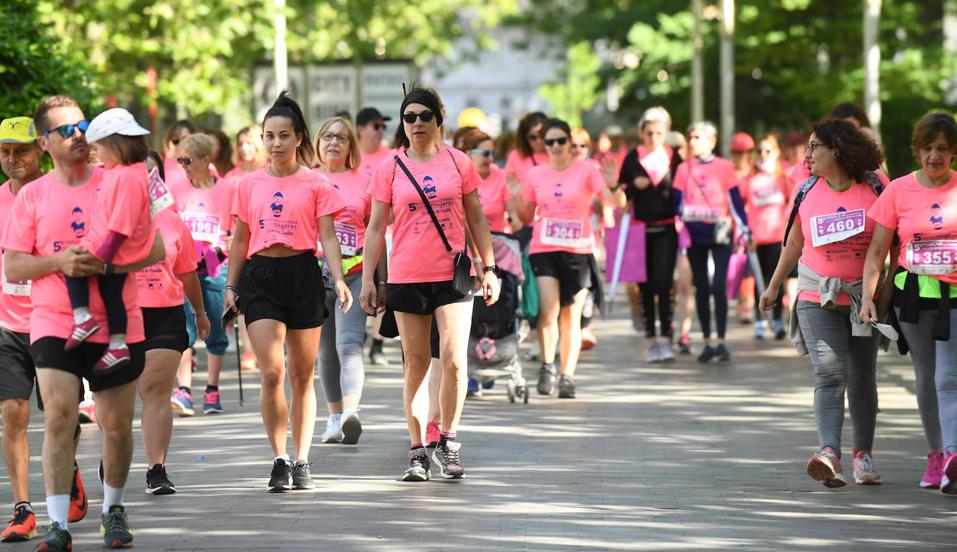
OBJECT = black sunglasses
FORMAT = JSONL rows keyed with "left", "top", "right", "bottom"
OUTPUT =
{"left": 470, "top": 149, "right": 494, "bottom": 158}
{"left": 544, "top": 137, "right": 569, "bottom": 147}
{"left": 44, "top": 120, "right": 89, "bottom": 139}
{"left": 402, "top": 111, "right": 435, "bottom": 124}
{"left": 176, "top": 156, "right": 194, "bottom": 166}
{"left": 374, "top": 123, "right": 386, "bottom": 131}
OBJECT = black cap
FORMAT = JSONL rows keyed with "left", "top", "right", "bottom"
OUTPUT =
{"left": 356, "top": 107, "right": 391, "bottom": 127}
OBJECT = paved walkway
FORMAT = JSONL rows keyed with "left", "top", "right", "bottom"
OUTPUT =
{"left": 2, "top": 308, "right": 955, "bottom": 550}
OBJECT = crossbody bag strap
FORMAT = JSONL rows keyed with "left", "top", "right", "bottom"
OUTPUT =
{"left": 782, "top": 175, "right": 818, "bottom": 245}
{"left": 394, "top": 155, "right": 453, "bottom": 253}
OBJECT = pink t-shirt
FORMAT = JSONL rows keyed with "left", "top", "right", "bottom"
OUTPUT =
{"left": 360, "top": 146, "right": 392, "bottom": 180}
{"left": 744, "top": 169, "right": 789, "bottom": 245}
{"left": 1, "top": 168, "right": 145, "bottom": 344}
{"left": 175, "top": 180, "right": 234, "bottom": 251}
{"left": 83, "top": 163, "right": 155, "bottom": 266}
{"left": 522, "top": 159, "right": 606, "bottom": 255}
{"left": 164, "top": 158, "right": 192, "bottom": 202}
{"left": 135, "top": 209, "right": 197, "bottom": 309}
{"left": 504, "top": 150, "right": 548, "bottom": 183}
{"left": 637, "top": 146, "right": 672, "bottom": 186}
{"left": 673, "top": 157, "right": 738, "bottom": 221}
{"left": 0, "top": 183, "right": 32, "bottom": 333}
{"left": 317, "top": 169, "right": 371, "bottom": 256}
{"left": 477, "top": 165, "right": 511, "bottom": 234}
{"left": 369, "top": 146, "right": 479, "bottom": 284}
{"left": 797, "top": 180, "right": 879, "bottom": 304}
{"left": 233, "top": 168, "right": 345, "bottom": 259}
{"left": 869, "top": 172, "right": 957, "bottom": 287}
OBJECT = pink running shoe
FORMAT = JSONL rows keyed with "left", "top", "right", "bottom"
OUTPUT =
{"left": 77, "top": 400, "right": 97, "bottom": 424}
{"left": 64, "top": 318, "right": 99, "bottom": 351}
{"left": 920, "top": 451, "right": 944, "bottom": 489}
{"left": 852, "top": 449, "right": 882, "bottom": 485}
{"left": 93, "top": 344, "right": 130, "bottom": 375}
{"left": 806, "top": 447, "right": 847, "bottom": 488}
{"left": 941, "top": 452, "right": 957, "bottom": 495}
{"left": 425, "top": 421, "right": 441, "bottom": 449}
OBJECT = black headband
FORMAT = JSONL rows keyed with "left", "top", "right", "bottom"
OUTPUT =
{"left": 400, "top": 90, "right": 443, "bottom": 127}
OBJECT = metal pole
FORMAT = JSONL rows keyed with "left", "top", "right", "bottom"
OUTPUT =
{"left": 719, "top": 0, "right": 735, "bottom": 158}
{"left": 273, "top": 0, "right": 288, "bottom": 97}
{"left": 863, "top": 0, "right": 882, "bottom": 138}
{"left": 691, "top": 0, "right": 704, "bottom": 122}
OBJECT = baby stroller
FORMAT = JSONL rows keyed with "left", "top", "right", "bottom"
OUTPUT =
{"left": 468, "top": 232, "right": 529, "bottom": 404}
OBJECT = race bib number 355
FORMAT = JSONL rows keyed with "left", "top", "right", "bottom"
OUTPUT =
{"left": 809, "top": 209, "right": 865, "bottom": 247}
{"left": 907, "top": 240, "right": 957, "bottom": 275}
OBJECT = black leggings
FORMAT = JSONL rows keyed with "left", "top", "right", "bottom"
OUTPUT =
{"left": 639, "top": 227, "right": 678, "bottom": 338}
{"left": 687, "top": 243, "right": 731, "bottom": 339}
{"left": 753, "top": 242, "right": 783, "bottom": 322}
{"left": 65, "top": 274, "right": 128, "bottom": 334}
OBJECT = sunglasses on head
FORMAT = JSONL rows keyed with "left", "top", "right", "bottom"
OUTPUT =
{"left": 544, "top": 137, "right": 568, "bottom": 147}
{"left": 176, "top": 156, "right": 194, "bottom": 166}
{"left": 402, "top": 111, "right": 435, "bottom": 124}
{"left": 470, "top": 148, "right": 494, "bottom": 158}
{"left": 44, "top": 120, "right": 89, "bottom": 139}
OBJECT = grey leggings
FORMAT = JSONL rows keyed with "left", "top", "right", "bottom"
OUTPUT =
{"left": 796, "top": 301, "right": 879, "bottom": 456}
{"left": 318, "top": 274, "right": 366, "bottom": 404}
{"left": 896, "top": 306, "right": 957, "bottom": 454}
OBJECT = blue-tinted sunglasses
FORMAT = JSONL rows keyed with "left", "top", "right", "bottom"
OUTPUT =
{"left": 43, "top": 120, "right": 89, "bottom": 139}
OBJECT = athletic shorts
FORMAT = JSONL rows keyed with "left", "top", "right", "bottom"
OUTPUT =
{"left": 30, "top": 337, "right": 145, "bottom": 393}
{"left": 386, "top": 280, "right": 472, "bottom": 316}
{"left": 529, "top": 251, "right": 593, "bottom": 306}
{"left": 240, "top": 253, "right": 326, "bottom": 330}
{"left": 142, "top": 306, "right": 189, "bottom": 353}
{"left": 0, "top": 328, "right": 36, "bottom": 401}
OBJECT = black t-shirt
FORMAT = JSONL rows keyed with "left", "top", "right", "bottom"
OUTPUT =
{"left": 618, "top": 148, "right": 683, "bottom": 223}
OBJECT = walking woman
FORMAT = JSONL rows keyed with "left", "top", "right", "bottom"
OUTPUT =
{"left": 359, "top": 86, "right": 499, "bottom": 481}
{"left": 674, "top": 121, "right": 751, "bottom": 363}
{"left": 760, "top": 119, "right": 885, "bottom": 488}
{"left": 458, "top": 129, "right": 521, "bottom": 233}
{"left": 504, "top": 112, "right": 549, "bottom": 186}
{"left": 518, "top": 118, "right": 615, "bottom": 398}
{"left": 224, "top": 92, "right": 351, "bottom": 492}
{"left": 861, "top": 112, "right": 957, "bottom": 494}
{"left": 313, "top": 116, "right": 371, "bottom": 445}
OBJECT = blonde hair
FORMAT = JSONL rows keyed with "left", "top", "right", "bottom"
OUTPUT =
{"left": 571, "top": 128, "right": 592, "bottom": 147}
{"left": 180, "top": 133, "right": 217, "bottom": 160}
{"left": 639, "top": 106, "right": 672, "bottom": 133}
{"left": 314, "top": 117, "right": 360, "bottom": 171}
{"left": 231, "top": 125, "right": 267, "bottom": 168}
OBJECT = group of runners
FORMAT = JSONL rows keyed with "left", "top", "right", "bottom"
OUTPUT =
{"left": 0, "top": 86, "right": 955, "bottom": 551}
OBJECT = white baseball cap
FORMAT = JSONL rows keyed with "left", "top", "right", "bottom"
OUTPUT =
{"left": 85, "top": 108, "right": 150, "bottom": 143}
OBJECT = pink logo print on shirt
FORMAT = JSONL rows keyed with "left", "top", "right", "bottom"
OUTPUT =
{"left": 553, "top": 182, "right": 563, "bottom": 198}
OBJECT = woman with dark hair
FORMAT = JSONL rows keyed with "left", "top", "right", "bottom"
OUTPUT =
{"left": 760, "top": 119, "right": 887, "bottom": 489}
{"left": 828, "top": 102, "right": 871, "bottom": 129}
{"left": 458, "top": 129, "right": 520, "bottom": 233}
{"left": 203, "top": 128, "right": 234, "bottom": 178}
{"left": 862, "top": 112, "right": 957, "bottom": 494}
{"left": 504, "top": 111, "right": 549, "bottom": 184}
{"left": 224, "top": 92, "right": 350, "bottom": 492}
{"left": 162, "top": 120, "right": 195, "bottom": 197}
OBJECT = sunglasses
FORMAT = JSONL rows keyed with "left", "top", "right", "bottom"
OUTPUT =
{"left": 176, "top": 156, "right": 194, "bottom": 166}
{"left": 44, "top": 120, "right": 89, "bottom": 139}
{"left": 402, "top": 111, "right": 435, "bottom": 124}
{"left": 470, "top": 149, "right": 494, "bottom": 158}
{"left": 374, "top": 123, "right": 386, "bottom": 131}
{"left": 527, "top": 133, "right": 543, "bottom": 142}
{"left": 544, "top": 137, "right": 569, "bottom": 147}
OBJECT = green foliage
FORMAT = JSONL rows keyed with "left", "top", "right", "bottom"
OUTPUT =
{"left": 540, "top": 41, "right": 602, "bottom": 128}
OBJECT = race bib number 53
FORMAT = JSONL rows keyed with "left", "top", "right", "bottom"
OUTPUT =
{"left": 809, "top": 209, "right": 865, "bottom": 247}
{"left": 907, "top": 240, "right": 957, "bottom": 275}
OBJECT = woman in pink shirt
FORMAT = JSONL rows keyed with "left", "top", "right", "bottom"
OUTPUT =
{"left": 224, "top": 92, "right": 351, "bottom": 493}
{"left": 760, "top": 119, "right": 885, "bottom": 489}
{"left": 359, "top": 87, "right": 500, "bottom": 482}
{"left": 861, "top": 112, "right": 957, "bottom": 494}
{"left": 224, "top": 125, "right": 267, "bottom": 181}
{"left": 457, "top": 129, "right": 520, "bottom": 234}
{"left": 504, "top": 112, "right": 549, "bottom": 186}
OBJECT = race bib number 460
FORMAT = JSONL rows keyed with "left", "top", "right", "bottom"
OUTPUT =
{"left": 809, "top": 209, "right": 865, "bottom": 247}
{"left": 541, "top": 218, "right": 586, "bottom": 247}
{"left": 907, "top": 240, "right": 957, "bottom": 275}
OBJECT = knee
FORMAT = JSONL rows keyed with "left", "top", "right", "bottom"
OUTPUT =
{"left": 937, "top": 367, "right": 957, "bottom": 392}
{"left": 2, "top": 400, "right": 30, "bottom": 433}
{"left": 814, "top": 365, "right": 845, "bottom": 389}
{"left": 336, "top": 335, "right": 364, "bottom": 359}
{"left": 260, "top": 367, "right": 285, "bottom": 390}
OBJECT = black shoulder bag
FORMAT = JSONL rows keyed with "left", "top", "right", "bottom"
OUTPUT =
{"left": 394, "top": 155, "right": 473, "bottom": 296}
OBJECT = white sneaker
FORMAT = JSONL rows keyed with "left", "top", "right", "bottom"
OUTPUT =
{"left": 645, "top": 342, "right": 662, "bottom": 364}
{"left": 321, "top": 414, "right": 343, "bottom": 443}
{"left": 340, "top": 410, "right": 363, "bottom": 445}
{"left": 658, "top": 341, "right": 675, "bottom": 362}
{"left": 754, "top": 320, "right": 768, "bottom": 340}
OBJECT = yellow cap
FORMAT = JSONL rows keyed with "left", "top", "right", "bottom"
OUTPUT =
{"left": 0, "top": 117, "right": 38, "bottom": 144}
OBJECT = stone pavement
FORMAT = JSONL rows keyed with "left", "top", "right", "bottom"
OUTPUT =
{"left": 1, "top": 309, "right": 955, "bottom": 551}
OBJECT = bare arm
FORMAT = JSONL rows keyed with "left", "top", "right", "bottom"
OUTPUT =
{"left": 4, "top": 246, "right": 100, "bottom": 281}
{"left": 318, "top": 214, "right": 353, "bottom": 313}
{"left": 224, "top": 219, "right": 250, "bottom": 314}
{"left": 860, "top": 223, "right": 894, "bottom": 323}
{"left": 759, "top": 222, "right": 805, "bottom": 312}
{"left": 359, "top": 199, "right": 390, "bottom": 314}
{"left": 111, "top": 232, "right": 165, "bottom": 273}
{"left": 463, "top": 190, "right": 495, "bottom": 268}
{"left": 178, "top": 269, "right": 210, "bottom": 339}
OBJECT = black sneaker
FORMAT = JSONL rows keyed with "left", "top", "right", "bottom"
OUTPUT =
{"left": 558, "top": 375, "right": 576, "bottom": 399}
{"left": 34, "top": 521, "right": 70, "bottom": 551}
{"left": 291, "top": 462, "right": 315, "bottom": 490}
{"left": 697, "top": 345, "right": 716, "bottom": 364}
{"left": 145, "top": 464, "right": 176, "bottom": 495}
{"left": 100, "top": 505, "right": 133, "bottom": 549}
{"left": 267, "top": 458, "right": 292, "bottom": 493}
{"left": 715, "top": 343, "right": 731, "bottom": 361}
{"left": 402, "top": 448, "right": 431, "bottom": 482}
{"left": 536, "top": 363, "right": 557, "bottom": 396}
{"left": 432, "top": 439, "right": 465, "bottom": 479}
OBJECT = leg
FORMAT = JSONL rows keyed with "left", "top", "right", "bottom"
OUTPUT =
{"left": 557, "top": 288, "right": 590, "bottom": 378}
{"left": 434, "top": 301, "right": 474, "bottom": 435}
{"left": 137, "top": 349, "right": 182, "bottom": 466}
{"left": 246, "top": 319, "right": 289, "bottom": 457}
{"left": 846, "top": 332, "right": 879, "bottom": 452}
{"left": 651, "top": 229, "right": 678, "bottom": 341}
{"left": 93, "top": 380, "right": 137, "bottom": 492}
{"left": 65, "top": 276, "right": 90, "bottom": 310}
{"left": 336, "top": 276, "right": 368, "bottom": 412}
{"left": 396, "top": 312, "right": 433, "bottom": 445}
{"left": 98, "top": 273, "right": 128, "bottom": 336}
{"left": 936, "top": 309, "right": 957, "bottom": 454}
{"left": 536, "top": 276, "right": 561, "bottom": 363}
{"left": 201, "top": 273, "right": 228, "bottom": 388}
{"left": 285, "top": 327, "right": 322, "bottom": 463}
{"left": 709, "top": 244, "right": 732, "bottom": 341}
{"left": 2, "top": 399, "right": 31, "bottom": 505}
{"left": 686, "top": 244, "right": 713, "bottom": 340}
{"left": 318, "top": 287, "right": 343, "bottom": 413}
{"left": 675, "top": 253, "right": 694, "bottom": 342}
{"left": 35, "top": 369, "right": 81, "bottom": 505}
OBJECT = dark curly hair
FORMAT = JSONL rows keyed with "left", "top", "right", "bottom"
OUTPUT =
{"left": 827, "top": 102, "right": 871, "bottom": 129}
{"left": 810, "top": 119, "right": 883, "bottom": 182}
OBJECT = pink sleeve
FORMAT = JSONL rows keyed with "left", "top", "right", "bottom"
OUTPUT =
{"left": 233, "top": 178, "right": 249, "bottom": 223}
{"left": 867, "top": 187, "right": 899, "bottom": 230}
{"left": 673, "top": 163, "right": 688, "bottom": 192}
{"left": 314, "top": 176, "right": 346, "bottom": 219}
{"left": 106, "top": 173, "right": 148, "bottom": 236}
{"left": 461, "top": 162, "right": 480, "bottom": 195}
{"left": 173, "top": 219, "right": 199, "bottom": 274}
{"left": 521, "top": 175, "right": 536, "bottom": 204}
{"left": 368, "top": 158, "right": 396, "bottom": 205}
{"left": 0, "top": 191, "right": 36, "bottom": 254}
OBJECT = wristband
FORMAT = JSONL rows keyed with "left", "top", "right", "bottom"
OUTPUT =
{"left": 104, "top": 263, "right": 115, "bottom": 276}
{"left": 193, "top": 312, "right": 207, "bottom": 319}
{"left": 482, "top": 265, "right": 501, "bottom": 276}
{"left": 225, "top": 285, "right": 239, "bottom": 294}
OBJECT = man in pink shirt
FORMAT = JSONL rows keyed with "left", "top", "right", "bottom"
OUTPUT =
{"left": 356, "top": 107, "right": 392, "bottom": 179}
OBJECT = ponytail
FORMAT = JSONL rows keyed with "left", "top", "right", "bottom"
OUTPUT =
{"left": 263, "top": 90, "right": 315, "bottom": 167}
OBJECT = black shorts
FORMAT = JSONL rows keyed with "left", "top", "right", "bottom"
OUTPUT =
{"left": 386, "top": 280, "right": 472, "bottom": 316}
{"left": 529, "top": 251, "right": 593, "bottom": 306}
{"left": 30, "top": 337, "right": 145, "bottom": 393}
{"left": 142, "top": 306, "right": 188, "bottom": 352}
{"left": 0, "top": 328, "right": 36, "bottom": 401}
{"left": 240, "top": 253, "right": 326, "bottom": 330}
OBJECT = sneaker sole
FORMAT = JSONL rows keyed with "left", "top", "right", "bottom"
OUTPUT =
{"left": 171, "top": 404, "right": 195, "bottom": 417}
{"left": 919, "top": 480, "right": 940, "bottom": 489}
{"left": 402, "top": 470, "right": 431, "bottom": 482}
{"left": 146, "top": 485, "right": 176, "bottom": 495}
{"left": 341, "top": 417, "right": 362, "bottom": 445}
{"left": 1, "top": 529, "right": 36, "bottom": 542}
{"left": 293, "top": 483, "right": 316, "bottom": 490}
{"left": 807, "top": 458, "right": 846, "bottom": 488}
{"left": 855, "top": 475, "right": 882, "bottom": 485}
{"left": 267, "top": 484, "right": 291, "bottom": 493}
{"left": 105, "top": 537, "right": 133, "bottom": 548}
{"left": 202, "top": 408, "right": 223, "bottom": 415}
{"left": 93, "top": 357, "right": 131, "bottom": 377}
{"left": 321, "top": 434, "right": 343, "bottom": 444}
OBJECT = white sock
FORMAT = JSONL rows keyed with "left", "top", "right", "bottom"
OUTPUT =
{"left": 73, "top": 307, "right": 92, "bottom": 324}
{"left": 342, "top": 409, "right": 357, "bottom": 419}
{"left": 102, "top": 483, "right": 124, "bottom": 514}
{"left": 47, "top": 494, "right": 69, "bottom": 528}
{"left": 274, "top": 454, "right": 290, "bottom": 464}
{"left": 108, "top": 334, "right": 126, "bottom": 348}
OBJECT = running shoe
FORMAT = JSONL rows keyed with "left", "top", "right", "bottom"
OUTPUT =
{"left": 33, "top": 522, "right": 70, "bottom": 551}
{"left": 145, "top": 464, "right": 176, "bottom": 495}
{"left": 697, "top": 345, "right": 716, "bottom": 364}
{"left": 425, "top": 421, "right": 441, "bottom": 449}
{"left": 77, "top": 400, "right": 96, "bottom": 424}
{"left": 580, "top": 328, "right": 597, "bottom": 351}
{"left": 773, "top": 319, "right": 787, "bottom": 340}
{"left": 267, "top": 458, "right": 293, "bottom": 493}
{"left": 920, "top": 451, "right": 944, "bottom": 489}
{"left": 852, "top": 449, "right": 882, "bottom": 485}
{"left": 715, "top": 343, "right": 731, "bottom": 362}
{"left": 321, "top": 414, "right": 343, "bottom": 443}
{"left": 806, "top": 447, "right": 847, "bottom": 488}
{"left": 93, "top": 345, "right": 130, "bottom": 375}
{"left": 291, "top": 462, "right": 314, "bottom": 490}
{"left": 466, "top": 378, "right": 482, "bottom": 398}
{"left": 202, "top": 389, "right": 223, "bottom": 414}
{"left": 68, "top": 463, "right": 87, "bottom": 523}
{"left": 645, "top": 342, "right": 661, "bottom": 364}
{"left": 403, "top": 448, "right": 431, "bottom": 482}
{"left": 558, "top": 375, "right": 576, "bottom": 399}
{"left": 340, "top": 411, "right": 362, "bottom": 445}
{"left": 941, "top": 452, "right": 957, "bottom": 495}
{"left": 170, "top": 389, "right": 194, "bottom": 417}
{"left": 1, "top": 505, "right": 36, "bottom": 542}
{"left": 536, "top": 363, "right": 557, "bottom": 396}
{"left": 658, "top": 342, "right": 676, "bottom": 363}
{"left": 432, "top": 439, "right": 465, "bottom": 479}
{"left": 64, "top": 318, "right": 99, "bottom": 351}
{"left": 754, "top": 320, "right": 767, "bottom": 340}
{"left": 100, "top": 505, "right": 133, "bottom": 548}
{"left": 369, "top": 340, "right": 388, "bottom": 366}
{"left": 481, "top": 379, "right": 495, "bottom": 390}
{"left": 677, "top": 336, "right": 692, "bottom": 355}
{"left": 240, "top": 351, "right": 258, "bottom": 372}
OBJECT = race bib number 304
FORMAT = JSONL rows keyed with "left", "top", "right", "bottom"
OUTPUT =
{"left": 541, "top": 218, "right": 586, "bottom": 247}
{"left": 907, "top": 240, "right": 957, "bottom": 275}
{"left": 809, "top": 209, "right": 865, "bottom": 247}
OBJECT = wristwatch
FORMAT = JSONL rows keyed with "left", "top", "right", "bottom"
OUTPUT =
{"left": 482, "top": 265, "right": 501, "bottom": 276}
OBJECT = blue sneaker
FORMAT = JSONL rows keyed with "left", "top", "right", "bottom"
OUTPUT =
{"left": 697, "top": 345, "right": 716, "bottom": 364}
{"left": 466, "top": 378, "right": 481, "bottom": 398}
{"left": 203, "top": 389, "right": 223, "bottom": 415}
{"left": 481, "top": 379, "right": 495, "bottom": 390}
{"left": 170, "top": 388, "right": 194, "bottom": 417}
{"left": 715, "top": 343, "right": 731, "bottom": 361}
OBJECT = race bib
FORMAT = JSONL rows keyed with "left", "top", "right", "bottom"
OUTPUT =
{"left": 182, "top": 211, "right": 221, "bottom": 244}
{"left": 334, "top": 222, "right": 358, "bottom": 256}
{"left": 541, "top": 218, "right": 586, "bottom": 247}
{"left": 907, "top": 240, "right": 957, "bottom": 275}
{"left": 809, "top": 208, "right": 865, "bottom": 247}
{"left": 682, "top": 205, "right": 721, "bottom": 223}
{"left": 751, "top": 186, "right": 784, "bottom": 208}
{"left": 1, "top": 269, "right": 30, "bottom": 296}
{"left": 148, "top": 169, "right": 175, "bottom": 217}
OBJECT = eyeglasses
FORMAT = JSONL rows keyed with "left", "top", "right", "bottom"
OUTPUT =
{"left": 806, "top": 141, "right": 826, "bottom": 154}
{"left": 43, "top": 120, "right": 89, "bottom": 139}
{"left": 544, "top": 137, "right": 569, "bottom": 147}
{"left": 321, "top": 133, "right": 349, "bottom": 144}
{"left": 470, "top": 149, "right": 494, "bottom": 158}
{"left": 373, "top": 123, "right": 386, "bottom": 131}
{"left": 527, "top": 133, "right": 543, "bottom": 142}
{"left": 402, "top": 111, "right": 435, "bottom": 124}
{"left": 176, "top": 156, "right": 194, "bottom": 166}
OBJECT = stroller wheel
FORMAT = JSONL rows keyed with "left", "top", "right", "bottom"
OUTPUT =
{"left": 522, "top": 385, "right": 529, "bottom": 404}
{"left": 507, "top": 379, "right": 517, "bottom": 404}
